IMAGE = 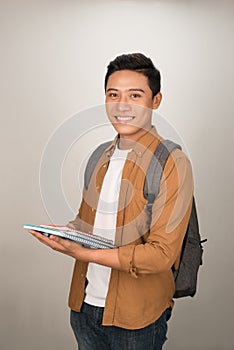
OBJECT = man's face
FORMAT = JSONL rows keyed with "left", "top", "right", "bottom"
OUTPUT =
{"left": 105, "top": 70, "right": 161, "bottom": 141}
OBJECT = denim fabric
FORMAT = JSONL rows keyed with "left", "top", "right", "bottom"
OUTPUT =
{"left": 70, "top": 303, "right": 171, "bottom": 350}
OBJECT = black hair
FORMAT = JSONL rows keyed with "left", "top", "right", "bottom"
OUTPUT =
{"left": 104, "top": 53, "right": 161, "bottom": 97}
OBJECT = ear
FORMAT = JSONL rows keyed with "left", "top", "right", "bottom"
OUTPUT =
{"left": 152, "top": 92, "right": 162, "bottom": 110}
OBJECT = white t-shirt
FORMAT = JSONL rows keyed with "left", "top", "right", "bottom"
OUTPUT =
{"left": 84, "top": 145, "right": 130, "bottom": 307}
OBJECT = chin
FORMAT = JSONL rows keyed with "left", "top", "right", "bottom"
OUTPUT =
{"left": 112, "top": 123, "right": 139, "bottom": 135}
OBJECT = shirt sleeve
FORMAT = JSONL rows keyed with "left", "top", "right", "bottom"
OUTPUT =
{"left": 118, "top": 148, "right": 194, "bottom": 277}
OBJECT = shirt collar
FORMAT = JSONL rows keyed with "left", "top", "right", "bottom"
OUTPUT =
{"left": 104, "top": 126, "right": 162, "bottom": 158}
{"left": 105, "top": 135, "right": 119, "bottom": 158}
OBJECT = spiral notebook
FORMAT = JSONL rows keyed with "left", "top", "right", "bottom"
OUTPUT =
{"left": 24, "top": 224, "right": 115, "bottom": 249}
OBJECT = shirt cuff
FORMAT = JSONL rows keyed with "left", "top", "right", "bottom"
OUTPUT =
{"left": 118, "top": 245, "right": 138, "bottom": 278}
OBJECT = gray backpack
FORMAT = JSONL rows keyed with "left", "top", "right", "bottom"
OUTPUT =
{"left": 84, "top": 140, "right": 207, "bottom": 298}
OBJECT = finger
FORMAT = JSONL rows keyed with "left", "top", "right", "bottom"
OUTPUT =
{"left": 28, "top": 230, "right": 52, "bottom": 247}
{"left": 49, "top": 235, "right": 76, "bottom": 249}
{"left": 28, "top": 230, "right": 49, "bottom": 241}
{"left": 29, "top": 231, "right": 67, "bottom": 251}
{"left": 66, "top": 223, "right": 76, "bottom": 229}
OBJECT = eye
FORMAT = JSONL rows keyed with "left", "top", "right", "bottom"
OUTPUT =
{"left": 130, "top": 93, "right": 141, "bottom": 99}
{"left": 108, "top": 92, "right": 118, "bottom": 98}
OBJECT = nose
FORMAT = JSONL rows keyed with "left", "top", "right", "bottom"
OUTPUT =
{"left": 116, "top": 102, "right": 131, "bottom": 113}
{"left": 116, "top": 95, "right": 131, "bottom": 112}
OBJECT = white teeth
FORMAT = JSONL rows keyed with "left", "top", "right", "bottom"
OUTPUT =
{"left": 115, "top": 116, "right": 134, "bottom": 121}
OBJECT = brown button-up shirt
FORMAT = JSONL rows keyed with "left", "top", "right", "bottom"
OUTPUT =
{"left": 68, "top": 126, "right": 193, "bottom": 330}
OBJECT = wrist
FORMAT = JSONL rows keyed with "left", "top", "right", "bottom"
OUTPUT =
{"left": 73, "top": 245, "right": 96, "bottom": 262}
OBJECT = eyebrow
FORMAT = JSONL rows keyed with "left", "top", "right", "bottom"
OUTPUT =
{"left": 106, "top": 88, "right": 146, "bottom": 93}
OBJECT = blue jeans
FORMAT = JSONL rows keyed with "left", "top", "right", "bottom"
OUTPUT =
{"left": 70, "top": 303, "right": 171, "bottom": 350}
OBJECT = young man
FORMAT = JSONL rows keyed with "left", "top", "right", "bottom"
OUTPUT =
{"left": 29, "top": 53, "right": 193, "bottom": 349}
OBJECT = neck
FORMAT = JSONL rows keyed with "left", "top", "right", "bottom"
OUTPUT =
{"left": 118, "top": 138, "right": 135, "bottom": 150}
{"left": 118, "top": 126, "right": 152, "bottom": 150}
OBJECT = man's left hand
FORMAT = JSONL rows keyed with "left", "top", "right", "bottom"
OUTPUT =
{"left": 28, "top": 230, "right": 86, "bottom": 259}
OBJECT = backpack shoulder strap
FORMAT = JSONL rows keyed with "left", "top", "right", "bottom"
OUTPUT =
{"left": 84, "top": 141, "right": 112, "bottom": 190}
{"left": 144, "top": 140, "right": 182, "bottom": 214}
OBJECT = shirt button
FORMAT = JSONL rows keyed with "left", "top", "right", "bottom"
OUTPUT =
{"left": 91, "top": 207, "right": 95, "bottom": 212}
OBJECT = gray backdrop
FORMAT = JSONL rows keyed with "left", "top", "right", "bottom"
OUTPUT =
{"left": 1, "top": 0, "right": 233, "bottom": 349}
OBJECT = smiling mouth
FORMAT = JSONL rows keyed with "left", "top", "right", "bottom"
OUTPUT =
{"left": 114, "top": 116, "right": 135, "bottom": 122}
